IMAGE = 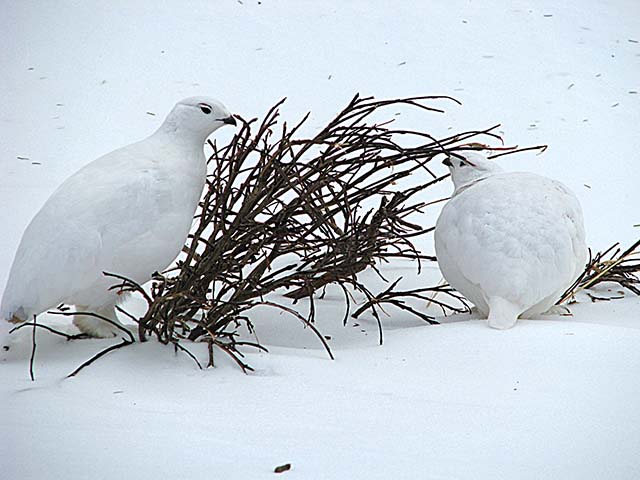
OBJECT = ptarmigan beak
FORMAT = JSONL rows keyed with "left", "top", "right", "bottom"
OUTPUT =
{"left": 222, "top": 115, "right": 237, "bottom": 126}
{"left": 442, "top": 157, "right": 453, "bottom": 167}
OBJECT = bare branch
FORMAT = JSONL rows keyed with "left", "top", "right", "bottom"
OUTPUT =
{"left": 101, "top": 95, "right": 534, "bottom": 370}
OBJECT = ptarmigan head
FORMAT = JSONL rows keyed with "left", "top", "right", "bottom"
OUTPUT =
{"left": 157, "top": 96, "right": 237, "bottom": 143}
{"left": 443, "top": 151, "right": 504, "bottom": 194}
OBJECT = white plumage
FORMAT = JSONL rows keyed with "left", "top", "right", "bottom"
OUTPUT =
{"left": 1, "top": 96, "right": 236, "bottom": 338}
{"left": 435, "top": 152, "right": 587, "bottom": 329}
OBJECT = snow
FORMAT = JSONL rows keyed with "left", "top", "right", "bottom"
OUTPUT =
{"left": 2, "top": 1, "right": 639, "bottom": 479}
{"left": 5, "top": 314, "right": 640, "bottom": 479}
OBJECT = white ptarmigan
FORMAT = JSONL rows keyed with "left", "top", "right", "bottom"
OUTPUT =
{"left": 1, "top": 97, "right": 236, "bottom": 339}
{"left": 434, "top": 151, "right": 587, "bottom": 329}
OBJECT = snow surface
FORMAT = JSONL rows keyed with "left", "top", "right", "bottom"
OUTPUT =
{"left": 2, "top": 1, "right": 639, "bottom": 479}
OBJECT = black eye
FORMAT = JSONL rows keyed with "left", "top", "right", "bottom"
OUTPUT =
{"left": 459, "top": 161, "right": 466, "bottom": 167}
{"left": 199, "top": 104, "right": 212, "bottom": 115}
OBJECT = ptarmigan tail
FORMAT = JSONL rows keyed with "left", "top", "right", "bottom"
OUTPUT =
{"left": 487, "top": 297, "right": 521, "bottom": 330}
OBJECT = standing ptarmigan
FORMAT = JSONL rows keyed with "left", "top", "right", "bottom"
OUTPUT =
{"left": 434, "top": 151, "right": 587, "bottom": 329}
{"left": 1, "top": 97, "right": 236, "bottom": 339}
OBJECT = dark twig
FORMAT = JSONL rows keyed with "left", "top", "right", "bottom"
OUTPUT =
{"left": 66, "top": 338, "right": 133, "bottom": 378}
{"left": 10, "top": 321, "right": 83, "bottom": 340}
{"left": 30, "top": 315, "right": 37, "bottom": 381}
{"left": 173, "top": 341, "right": 203, "bottom": 370}
{"left": 486, "top": 144, "right": 548, "bottom": 159}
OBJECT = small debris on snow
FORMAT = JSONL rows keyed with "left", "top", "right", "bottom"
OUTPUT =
{"left": 543, "top": 14, "right": 553, "bottom": 17}
{"left": 611, "top": 102, "right": 619, "bottom": 107}
{"left": 31, "top": 162, "right": 42, "bottom": 165}
{"left": 397, "top": 61, "right": 407, "bottom": 66}
{"left": 17, "top": 156, "right": 30, "bottom": 160}
{"left": 629, "top": 90, "right": 638, "bottom": 94}
{"left": 274, "top": 463, "right": 291, "bottom": 474}
{"left": 628, "top": 39, "right": 639, "bottom": 43}
{"left": 583, "top": 184, "right": 591, "bottom": 189}
{"left": 568, "top": 83, "right": 575, "bottom": 89}
{"left": 146, "top": 111, "right": 156, "bottom": 116}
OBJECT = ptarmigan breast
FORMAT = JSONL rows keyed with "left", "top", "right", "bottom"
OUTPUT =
{"left": 434, "top": 152, "right": 587, "bottom": 329}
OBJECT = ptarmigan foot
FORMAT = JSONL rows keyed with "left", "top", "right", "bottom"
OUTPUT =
{"left": 487, "top": 297, "right": 520, "bottom": 330}
{"left": 73, "top": 305, "right": 124, "bottom": 338}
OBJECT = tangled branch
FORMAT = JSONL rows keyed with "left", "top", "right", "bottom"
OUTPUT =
{"left": 108, "top": 93, "right": 509, "bottom": 368}
{"left": 559, "top": 239, "right": 640, "bottom": 304}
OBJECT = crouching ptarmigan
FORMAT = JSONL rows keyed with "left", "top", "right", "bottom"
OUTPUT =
{"left": 1, "top": 97, "right": 236, "bottom": 340}
{"left": 434, "top": 151, "right": 587, "bottom": 329}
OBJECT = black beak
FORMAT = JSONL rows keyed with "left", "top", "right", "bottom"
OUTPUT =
{"left": 442, "top": 157, "right": 453, "bottom": 167}
{"left": 222, "top": 115, "right": 237, "bottom": 126}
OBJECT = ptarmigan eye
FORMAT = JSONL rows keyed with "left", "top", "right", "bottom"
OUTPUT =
{"left": 199, "top": 104, "right": 212, "bottom": 115}
{"left": 459, "top": 161, "right": 466, "bottom": 167}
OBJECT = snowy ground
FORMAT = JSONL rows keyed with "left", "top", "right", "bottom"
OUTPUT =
{"left": 2, "top": 1, "right": 640, "bottom": 479}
